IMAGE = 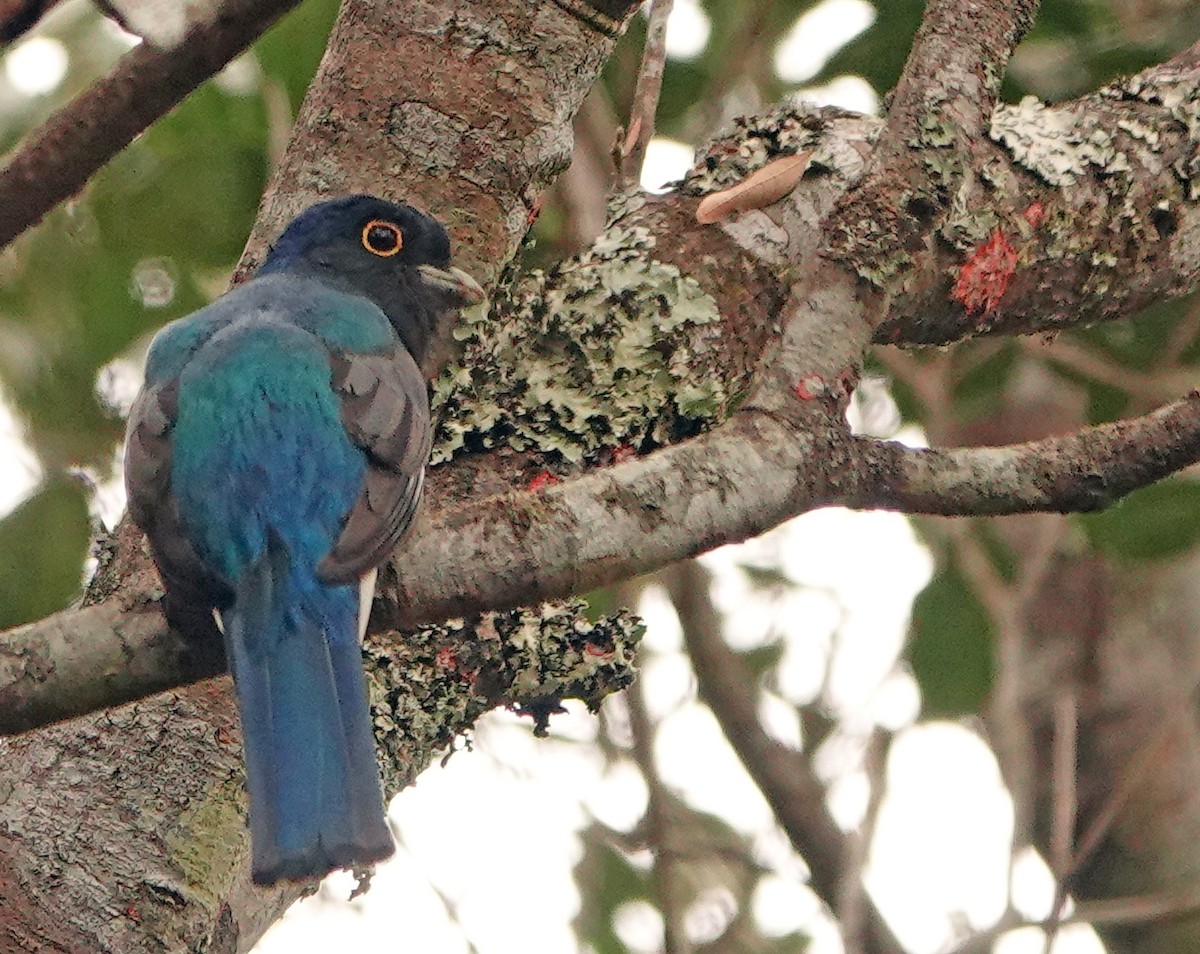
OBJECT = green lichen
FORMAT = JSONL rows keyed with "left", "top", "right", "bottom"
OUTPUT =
{"left": 909, "top": 92, "right": 957, "bottom": 150}
{"left": 365, "top": 603, "right": 642, "bottom": 795}
{"left": 166, "top": 774, "right": 247, "bottom": 901}
{"left": 942, "top": 182, "right": 999, "bottom": 250}
{"left": 431, "top": 220, "right": 724, "bottom": 465}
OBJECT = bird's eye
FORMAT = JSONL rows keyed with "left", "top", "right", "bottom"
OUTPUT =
{"left": 361, "top": 220, "right": 403, "bottom": 257}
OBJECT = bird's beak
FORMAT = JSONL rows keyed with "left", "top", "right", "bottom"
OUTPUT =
{"left": 417, "top": 264, "right": 486, "bottom": 307}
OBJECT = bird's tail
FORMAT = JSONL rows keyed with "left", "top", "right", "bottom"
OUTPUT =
{"left": 223, "top": 537, "right": 393, "bottom": 886}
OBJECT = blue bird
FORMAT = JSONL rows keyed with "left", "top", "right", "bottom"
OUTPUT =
{"left": 124, "top": 195, "right": 484, "bottom": 885}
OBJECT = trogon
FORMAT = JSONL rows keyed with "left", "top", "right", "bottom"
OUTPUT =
{"left": 124, "top": 195, "right": 484, "bottom": 885}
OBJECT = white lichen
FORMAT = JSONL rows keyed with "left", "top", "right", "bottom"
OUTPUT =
{"left": 990, "top": 95, "right": 1132, "bottom": 187}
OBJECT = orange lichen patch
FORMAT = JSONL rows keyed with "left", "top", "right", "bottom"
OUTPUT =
{"left": 953, "top": 228, "right": 1018, "bottom": 315}
{"left": 696, "top": 152, "right": 812, "bottom": 224}
{"left": 528, "top": 470, "right": 559, "bottom": 491}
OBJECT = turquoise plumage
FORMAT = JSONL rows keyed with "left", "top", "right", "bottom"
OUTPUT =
{"left": 124, "top": 196, "right": 483, "bottom": 885}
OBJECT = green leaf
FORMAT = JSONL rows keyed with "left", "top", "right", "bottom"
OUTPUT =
{"left": 1079, "top": 478, "right": 1200, "bottom": 561}
{"left": 0, "top": 477, "right": 90, "bottom": 629}
{"left": 573, "top": 826, "right": 651, "bottom": 954}
{"left": 909, "top": 559, "right": 994, "bottom": 718}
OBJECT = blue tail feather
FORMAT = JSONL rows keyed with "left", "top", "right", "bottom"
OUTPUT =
{"left": 224, "top": 539, "right": 393, "bottom": 885}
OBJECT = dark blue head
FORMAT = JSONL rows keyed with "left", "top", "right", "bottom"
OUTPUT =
{"left": 258, "top": 195, "right": 483, "bottom": 363}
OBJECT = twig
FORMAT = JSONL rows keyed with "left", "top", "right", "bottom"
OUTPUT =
{"left": 662, "top": 560, "right": 906, "bottom": 954}
{"left": 1069, "top": 703, "right": 1182, "bottom": 880}
{"left": 616, "top": 0, "right": 673, "bottom": 189}
{"left": 1021, "top": 336, "right": 1192, "bottom": 405}
{"left": 1041, "top": 692, "right": 1078, "bottom": 954}
{"left": 947, "top": 520, "right": 1037, "bottom": 846}
{"left": 949, "top": 879, "right": 1200, "bottom": 953}
{"left": 623, "top": 609, "right": 691, "bottom": 954}
{"left": 0, "top": 0, "right": 304, "bottom": 250}
{"left": 839, "top": 728, "right": 889, "bottom": 954}
{"left": 0, "top": 0, "right": 61, "bottom": 44}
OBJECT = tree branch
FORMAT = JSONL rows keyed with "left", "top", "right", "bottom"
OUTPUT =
{"left": 615, "top": 0, "right": 672, "bottom": 189}
{"left": 6, "top": 387, "right": 1200, "bottom": 734}
{"left": 1, "top": 33, "right": 1198, "bottom": 724}
{"left": 850, "top": 391, "right": 1200, "bottom": 515}
{"left": 0, "top": 0, "right": 62, "bottom": 44}
{"left": 0, "top": 0, "right": 306, "bottom": 250}
{"left": 663, "top": 560, "right": 905, "bottom": 954}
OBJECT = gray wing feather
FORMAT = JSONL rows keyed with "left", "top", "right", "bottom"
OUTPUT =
{"left": 124, "top": 380, "right": 230, "bottom": 610}
{"left": 317, "top": 347, "right": 431, "bottom": 584}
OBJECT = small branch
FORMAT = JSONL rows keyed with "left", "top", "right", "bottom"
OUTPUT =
{"left": 1042, "top": 691, "right": 1078, "bottom": 954}
{"left": 947, "top": 520, "right": 1037, "bottom": 845}
{"left": 616, "top": 0, "right": 673, "bottom": 189}
{"left": 622, "top": 584, "right": 690, "bottom": 954}
{"left": 0, "top": 0, "right": 62, "bottom": 44}
{"left": 0, "top": 0, "right": 304, "bottom": 250}
{"left": 1021, "top": 337, "right": 1193, "bottom": 406}
{"left": 662, "top": 560, "right": 906, "bottom": 954}
{"left": 853, "top": 392, "right": 1200, "bottom": 516}
{"left": 839, "top": 729, "right": 889, "bottom": 954}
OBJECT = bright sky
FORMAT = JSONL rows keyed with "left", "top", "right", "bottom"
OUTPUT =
{"left": 0, "top": 2, "right": 1110, "bottom": 952}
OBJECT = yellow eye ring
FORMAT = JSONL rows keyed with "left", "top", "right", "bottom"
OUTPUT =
{"left": 362, "top": 220, "right": 403, "bottom": 257}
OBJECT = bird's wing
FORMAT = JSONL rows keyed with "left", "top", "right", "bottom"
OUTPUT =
{"left": 317, "top": 346, "right": 431, "bottom": 584}
{"left": 124, "top": 378, "right": 230, "bottom": 611}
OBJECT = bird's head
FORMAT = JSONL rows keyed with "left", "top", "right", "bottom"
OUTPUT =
{"left": 258, "top": 194, "right": 484, "bottom": 363}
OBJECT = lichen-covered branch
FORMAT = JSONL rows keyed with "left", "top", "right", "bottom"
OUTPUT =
{"left": 0, "top": 0, "right": 306, "bottom": 250}
{"left": 0, "top": 601, "right": 640, "bottom": 954}
{"left": 820, "top": 0, "right": 1039, "bottom": 323}
{"left": 11, "top": 386, "right": 1200, "bottom": 735}
{"left": 4, "top": 38, "right": 1200, "bottom": 732}
{"left": 850, "top": 391, "right": 1200, "bottom": 515}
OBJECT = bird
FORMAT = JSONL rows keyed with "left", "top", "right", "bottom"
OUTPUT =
{"left": 123, "top": 194, "right": 484, "bottom": 886}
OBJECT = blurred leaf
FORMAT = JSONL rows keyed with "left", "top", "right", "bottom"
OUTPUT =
{"left": 574, "top": 826, "right": 651, "bottom": 954}
{"left": 255, "top": 0, "right": 340, "bottom": 111}
{"left": 909, "top": 558, "right": 994, "bottom": 718}
{"left": 0, "top": 477, "right": 89, "bottom": 628}
{"left": 951, "top": 341, "right": 1017, "bottom": 421}
{"left": 1079, "top": 479, "right": 1200, "bottom": 561}
{"left": 738, "top": 640, "right": 785, "bottom": 680}
{"left": 739, "top": 562, "right": 793, "bottom": 591}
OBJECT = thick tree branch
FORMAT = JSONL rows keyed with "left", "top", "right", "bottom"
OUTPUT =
{"left": 10, "top": 388, "right": 1200, "bottom": 733}
{"left": 3, "top": 31, "right": 1200, "bottom": 731}
{"left": 813, "top": 0, "right": 1039, "bottom": 351}
{"left": 0, "top": 0, "right": 305, "bottom": 250}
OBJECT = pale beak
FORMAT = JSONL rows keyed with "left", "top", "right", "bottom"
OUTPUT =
{"left": 417, "top": 263, "right": 486, "bottom": 306}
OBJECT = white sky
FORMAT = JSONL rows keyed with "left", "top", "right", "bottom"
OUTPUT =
{"left": 0, "top": 2, "right": 1111, "bottom": 952}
